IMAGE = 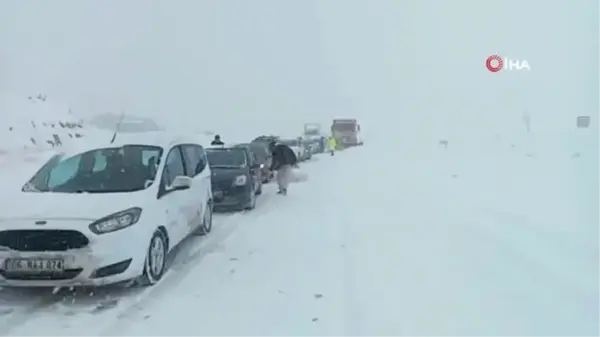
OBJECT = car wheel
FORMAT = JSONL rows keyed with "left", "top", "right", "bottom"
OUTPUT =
{"left": 245, "top": 190, "right": 256, "bottom": 210}
{"left": 195, "top": 201, "right": 213, "bottom": 235}
{"left": 136, "top": 230, "right": 168, "bottom": 286}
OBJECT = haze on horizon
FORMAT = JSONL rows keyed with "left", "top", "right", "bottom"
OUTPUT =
{"left": 0, "top": 0, "right": 597, "bottom": 139}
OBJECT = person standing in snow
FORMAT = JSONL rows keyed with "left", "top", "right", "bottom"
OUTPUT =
{"left": 327, "top": 136, "right": 337, "bottom": 156}
{"left": 269, "top": 140, "right": 297, "bottom": 195}
{"left": 211, "top": 135, "right": 224, "bottom": 146}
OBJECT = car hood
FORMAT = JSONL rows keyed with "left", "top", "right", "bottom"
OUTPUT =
{"left": 211, "top": 167, "right": 248, "bottom": 179}
{"left": 0, "top": 192, "right": 143, "bottom": 221}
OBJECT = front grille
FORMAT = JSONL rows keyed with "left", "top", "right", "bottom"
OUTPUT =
{"left": 212, "top": 179, "right": 233, "bottom": 191}
{"left": 0, "top": 230, "right": 89, "bottom": 252}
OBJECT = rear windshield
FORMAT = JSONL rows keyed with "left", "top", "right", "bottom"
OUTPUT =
{"left": 250, "top": 145, "right": 270, "bottom": 159}
{"left": 206, "top": 148, "right": 247, "bottom": 168}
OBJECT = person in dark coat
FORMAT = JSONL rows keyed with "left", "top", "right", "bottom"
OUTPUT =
{"left": 269, "top": 140, "right": 297, "bottom": 195}
{"left": 211, "top": 135, "right": 224, "bottom": 146}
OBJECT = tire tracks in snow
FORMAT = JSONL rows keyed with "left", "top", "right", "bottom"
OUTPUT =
{"left": 475, "top": 207, "right": 597, "bottom": 298}
{"left": 98, "top": 189, "right": 279, "bottom": 336}
{"left": 0, "top": 210, "right": 248, "bottom": 336}
{"left": 0, "top": 288, "right": 66, "bottom": 336}
{"left": 453, "top": 204, "right": 599, "bottom": 330}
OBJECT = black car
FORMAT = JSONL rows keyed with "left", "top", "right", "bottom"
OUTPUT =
{"left": 206, "top": 146, "right": 262, "bottom": 211}
{"left": 251, "top": 135, "right": 279, "bottom": 144}
{"left": 234, "top": 142, "right": 273, "bottom": 183}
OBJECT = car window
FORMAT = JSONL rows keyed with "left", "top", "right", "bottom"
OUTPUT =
{"left": 251, "top": 145, "right": 267, "bottom": 160}
{"left": 162, "top": 146, "right": 185, "bottom": 186}
{"left": 196, "top": 146, "right": 207, "bottom": 174}
{"left": 242, "top": 149, "right": 253, "bottom": 165}
{"left": 181, "top": 144, "right": 207, "bottom": 177}
{"left": 25, "top": 145, "right": 163, "bottom": 193}
{"left": 182, "top": 145, "right": 200, "bottom": 177}
{"left": 206, "top": 148, "right": 247, "bottom": 168}
{"left": 47, "top": 155, "right": 81, "bottom": 189}
{"left": 142, "top": 149, "right": 158, "bottom": 165}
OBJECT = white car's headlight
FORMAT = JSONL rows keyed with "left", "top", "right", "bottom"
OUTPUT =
{"left": 89, "top": 207, "right": 142, "bottom": 235}
{"left": 233, "top": 175, "right": 247, "bottom": 186}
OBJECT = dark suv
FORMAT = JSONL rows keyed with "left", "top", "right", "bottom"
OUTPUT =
{"left": 234, "top": 143, "right": 273, "bottom": 183}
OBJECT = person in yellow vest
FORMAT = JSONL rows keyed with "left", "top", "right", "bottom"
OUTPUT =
{"left": 327, "top": 136, "right": 337, "bottom": 156}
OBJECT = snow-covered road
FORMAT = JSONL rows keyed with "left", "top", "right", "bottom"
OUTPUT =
{"left": 0, "top": 141, "right": 598, "bottom": 336}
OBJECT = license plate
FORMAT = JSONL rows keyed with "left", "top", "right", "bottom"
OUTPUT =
{"left": 4, "top": 259, "right": 64, "bottom": 272}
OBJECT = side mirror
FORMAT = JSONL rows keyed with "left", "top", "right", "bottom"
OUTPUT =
{"left": 168, "top": 175, "right": 192, "bottom": 191}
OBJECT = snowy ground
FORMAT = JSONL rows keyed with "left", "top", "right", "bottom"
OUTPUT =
{"left": 0, "top": 138, "right": 597, "bottom": 336}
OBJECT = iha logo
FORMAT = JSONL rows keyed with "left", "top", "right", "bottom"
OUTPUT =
{"left": 485, "top": 55, "right": 531, "bottom": 72}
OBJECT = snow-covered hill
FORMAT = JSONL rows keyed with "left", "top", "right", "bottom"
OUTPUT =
{"left": 0, "top": 92, "right": 110, "bottom": 158}
{"left": 88, "top": 112, "right": 163, "bottom": 133}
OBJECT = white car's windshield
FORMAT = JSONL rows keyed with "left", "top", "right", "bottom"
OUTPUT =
{"left": 23, "top": 145, "right": 163, "bottom": 193}
{"left": 206, "top": 148, "right": 247, "bottom": 168}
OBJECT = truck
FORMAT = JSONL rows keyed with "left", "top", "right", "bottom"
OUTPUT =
{"left": 331, "top": 118, "right": 362, "bottom": 148}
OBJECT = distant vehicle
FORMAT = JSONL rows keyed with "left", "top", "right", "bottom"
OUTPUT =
{"left": 331, "top": 118, "right": 363, "bottom": 148}
{"left": 303, "top": 123, "right": 326, "bottom": 153}
{"left": 278, "top": 138, "right": 311, "bottom": 162}
{"left": 303, "top": 123, "right": 321, "bottom": 136}
{"left": 233, "top": 142, "right": 274, "bottom": 183}
{"left": 4, "top": 133, "right": 213, "bottom": 287}
{"left": 251, "top": 135, "right": 278, "bottom": 146}
{"left": 206, "top": 146, "right": 262, "bottom": 211}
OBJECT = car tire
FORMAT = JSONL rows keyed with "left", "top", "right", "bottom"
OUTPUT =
{"left": 245, "top": 190, "right": 256, "bottom": 210}
{"left": 195, "top": 201, "right": 213, "bottom": 235}
{"left": 136, "top": 229, "right": 168, "bottom": 287}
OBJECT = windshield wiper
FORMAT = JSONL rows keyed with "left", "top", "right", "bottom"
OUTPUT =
{"left": 211, "top": 165, "right": 243, "bottom": 169}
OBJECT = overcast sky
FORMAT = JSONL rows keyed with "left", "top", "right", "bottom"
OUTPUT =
{"left": 1, "top": 0, "right": 597, "bottom": 138}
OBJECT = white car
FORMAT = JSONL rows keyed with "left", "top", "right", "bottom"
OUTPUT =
{"left": 0, "top": 133, "right": 213, "bottom": 287}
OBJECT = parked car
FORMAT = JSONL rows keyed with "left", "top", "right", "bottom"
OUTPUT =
{"left": 278, "top": 138, "right": 311, "bottom": 161}
{"left": 303, "top": 138, "right": 321, "bottom": 155}
{"left": 3, "top": 133, "right": 213, "bottom": 287}
{"left": 206, "top": 146, "right": 262, "bottom": 211}
{"left": 233, "top": 142, "right": 273, "bottom": 183}
{"left": 251, "top": 135, "right": 278, "bottom": 146}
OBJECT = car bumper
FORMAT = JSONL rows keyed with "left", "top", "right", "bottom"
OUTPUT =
{"left": 0, "top": 228, "right": 145, "bottom": 287}
{"left": 213, "top": 186, "right": 253, "bottom": 210}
